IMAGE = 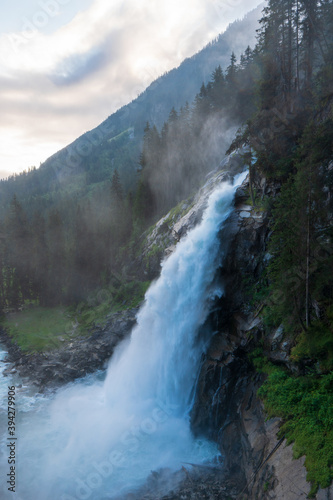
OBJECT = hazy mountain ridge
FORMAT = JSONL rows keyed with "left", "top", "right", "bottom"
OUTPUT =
{"left": 0, "top": 5, "right": 262, "bottom": 207}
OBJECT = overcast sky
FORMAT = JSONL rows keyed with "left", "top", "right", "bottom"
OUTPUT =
{"left": 0, "top": 0, "right": 261, "bottom": 179}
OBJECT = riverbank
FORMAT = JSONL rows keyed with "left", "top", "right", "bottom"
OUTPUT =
{"left": 0, "top": 307, "right": 138, "bottom": 391}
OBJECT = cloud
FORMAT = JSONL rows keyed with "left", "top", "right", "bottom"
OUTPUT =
{"left": 50, "top": 45, "right": 108, "bottom": 85}
{"left": 0, "top": 0, "right": 262, "bottom": 177}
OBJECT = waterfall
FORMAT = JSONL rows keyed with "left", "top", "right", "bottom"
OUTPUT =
{"left": 0, "top": 171, "right": 246, "bottom": 500}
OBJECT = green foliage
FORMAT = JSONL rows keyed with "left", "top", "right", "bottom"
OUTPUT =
{"left": 133, "top": 177, "right": 155, "bottom": 224}
{"left": 243, "top": 264, "right": 270, "bottom": 315}
{"left": 79, "top": 279, "right": 151, "bottom": 326}
{"left": 143, "top": 244, "right": 164, "bottom": 273}
{"left": 263, "top": 119, "right": 333, "bottom": 334}
{"left": 112, "top": 280, "right": 151, "bottom": 310}
{"left": 74, "top": 298, "right": 113, "bottom": 330}
{"left": 146, "top": 244, "right": 161, "bottom": 259}
{"left": 249, "top": 347, "right": 274, "bottom": 373}
{"left": 263, "top": 481, "right": 270, "bottom": 492}
{"left": 291, "top": 320, "right": 333, "bottom": 372}
{"left": 256, "top": 362, "right": 333, "bottom": 496}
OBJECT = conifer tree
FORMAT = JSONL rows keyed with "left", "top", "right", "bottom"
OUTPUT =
{"left": 210, "top": 65, "right": 226, "bottom": 110}
{"left": 31, "top": 212, "right": 49, "bottom": 306}
{"left": 48, "top": 209, "right": 67, "bottom": 304}
{"left": 5, "top": 195, "right": 32, "bottom": 306}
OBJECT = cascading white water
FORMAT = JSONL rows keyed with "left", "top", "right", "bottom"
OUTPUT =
{"left": 0, "top": 171, "right": 247, "bottom": 500}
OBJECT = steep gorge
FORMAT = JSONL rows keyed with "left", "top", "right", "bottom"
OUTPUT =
{"left": 1, "top": 160, "right": 332, "bottom": 500}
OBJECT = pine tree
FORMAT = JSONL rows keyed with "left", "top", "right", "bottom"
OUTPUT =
{"left": 133, "top": 178, "right": 155, "bottom": 224}
{"left": 226, "top": 52, "right": 237, "bottom": 86}
{"left": 31, "top": 212, "right": 49, "bottom": 306}
{"left": 210, "top": 65, "right": 226, "bottom": 110}
{"left": 5, "top": 195, "right": 32, "bottom": 306}
{"left": 48, "top": 210, "right": 67, "bottom": 304}
{"left": 111, "top": 169, "right": 123, "bottom": 205}
{"left": 267, "top": 120, "right": 333, "bottom": 331}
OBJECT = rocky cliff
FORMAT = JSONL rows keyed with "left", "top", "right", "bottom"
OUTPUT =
{"left": 190, "top": 177, "right": 333, "bottom": 500}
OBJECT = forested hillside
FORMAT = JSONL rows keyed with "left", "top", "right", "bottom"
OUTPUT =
{"left": 228, "top": 0, "right": 333, "bottom": 364}
{"left": 0, "top": 48, "right": 258, "bottom": 309}
{"left": 0, "top": 9, "right": 262, "bottom": 311}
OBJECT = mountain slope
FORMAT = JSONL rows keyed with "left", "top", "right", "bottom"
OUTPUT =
{"left": 0, "top": 5, "right": 262, "bottom": 210}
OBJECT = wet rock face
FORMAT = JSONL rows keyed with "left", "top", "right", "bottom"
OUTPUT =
{"left": 190, "top": 178, "right": 328, "bottom": 499}
{"left": 189, "top": 179, "right": 271, "bottom": 496}
{"left": 190, "top": 323, "right": 268, "bottom": 497}
{"left": 0, "top": 308, "right": 138, "bottom": 391}
{"left": 122, "top": 463, "right": 241, "bottom": 500}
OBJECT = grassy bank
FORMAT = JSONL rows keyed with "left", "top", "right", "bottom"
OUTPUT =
{"left": 2, "top": 307, "right": 76, "bottom": 352}
{"left": 1, "top": 280, "right": 151, "bottom": 353}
